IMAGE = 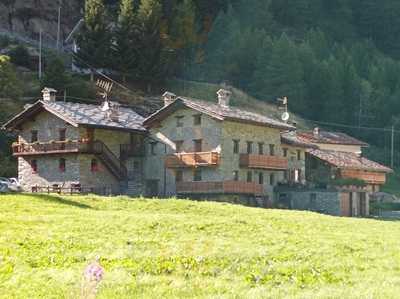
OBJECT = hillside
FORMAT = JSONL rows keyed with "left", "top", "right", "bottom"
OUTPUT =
{"left": 1, "top": 194, "right": 400, "bottom": 298}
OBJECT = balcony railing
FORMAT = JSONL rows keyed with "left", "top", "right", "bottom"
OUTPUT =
{"left": 165, "top": 152, "right": 220, "bottom": 168}
{"left": 240, "top": 154, "right": 288, "bottom": 170}
{"left": 341, "top": 169, "right": 386, "bottom": 185}
{"left": 12, "top": 140, "right": 81, "bottom": 156}
{"left": 176, "top": 181, "right": 263, "bottom": 195}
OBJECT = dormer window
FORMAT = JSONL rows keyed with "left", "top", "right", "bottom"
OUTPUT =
{"left": 31, "top": 130, "right": 38, "bottom": 143}
{"left": 176, "top": 116, "right": 184, "bottom": 127}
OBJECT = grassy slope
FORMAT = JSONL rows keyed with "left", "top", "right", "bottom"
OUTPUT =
{"left": 1, "top": 195, "right": 400, "bottom": 298}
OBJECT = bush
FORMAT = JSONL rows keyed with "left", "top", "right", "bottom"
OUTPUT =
{"left": 9, "top": 45, "right": 32, "bottom": 68}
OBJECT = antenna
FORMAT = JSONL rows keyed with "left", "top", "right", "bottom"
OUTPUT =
{"left": 281, "top": 112, "right": 290, "bottom": 122}
{"left": 96, "top": 79, "right": 113, "bottom": 101}
{"left": 277, "top": 96, "right": 289, "bottom": 122}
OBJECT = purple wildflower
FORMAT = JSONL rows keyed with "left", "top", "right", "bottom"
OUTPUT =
{"left": 84, "top": 261, "right": 104, "bottom": 282}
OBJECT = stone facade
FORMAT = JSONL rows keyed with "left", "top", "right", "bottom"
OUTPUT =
{"left": 16, "top": 109, "right": 144, "bottom": 194}
{"left": 281, "top": 144, "right": 306, "bottom": 184}
{"left": 275, "top": 187, "right": 370, "bottom": 217}
{"left": 144, "top": 106, "right": 288, "bottom": 199}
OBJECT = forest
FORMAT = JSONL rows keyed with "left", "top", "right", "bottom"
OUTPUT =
{"left": 75, "top": 0, "right": 400, "bottom": 148}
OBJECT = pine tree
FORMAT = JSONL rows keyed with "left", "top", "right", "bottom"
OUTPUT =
{"left": 135, "top": 0, "right": 165, "bottom": 92}
{"left": 113, "top": 0, "right": 138, "bottom": 82}
{"left": 76, "top": 0, "right": 111, "bottom": 73}
{"left": 41, "top": 56, "right": 69, "bottom": 92}
{"left": 251, "top": 34, "right": 305, "bottom": 108}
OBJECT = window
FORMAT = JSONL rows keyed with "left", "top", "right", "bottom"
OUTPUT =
{"left": 59, "top": 129, "right": 66, "bottom": 141}
{"left": 269, "top": 144, "right": 275, "bottom": 156}
{"left": 258, "top": 142, "right": 264, "bottom": 155}
{"left": 175, "top": 116, "right": 184, "bottom": 127}
{"left": 59, "top": 129, "right": 66, "bottom": 150}
{"left": 31, "top": 130, "right": 38, "bottom": 143}
{"left": 194, "top": 169, "right": 202, "bottom": 181}
{"left": 233, "top": 170, "right": 239, "bottom": 181}
{"left": 283, "top": 148, "right": 288, "bottom": 157}
{"left": 233, "top": 140, "right": 240, "bottom": 154}
{"left": 91, "top": 159, "right": 99, "bottom": 172}
{"left": 297, "top": 150, "right": 302, "bottom": 161}
{"left": 193, "top": 114, "right": 202, "bottom": 126}
{"left": 175, "top": 140, "right": 184, "bottom": 153}
{"left": 31, "top": 160, "right": 38, "bottom": 173}
{"left": 269, "top": 173, "right": 275, "bottom": 185}
{"left": 193, "top": 139, "right": 202, "bottom": 152}
{"left": 258, "top": 172, "right": 264, "bottom": 184}
{"left": 59, "top": 158, "right": 66, "bottom": 172}
{"left": 247, "top": 171, "right": 253, "bottom": 182}
{"left": 246, "top": 141, "right": 253, "bottom": 154}
{"left": 150, "top": 142, "right": 157, "bottom": 155}
{"left": 176, "top": 170, "right": 183, "bottom": 182}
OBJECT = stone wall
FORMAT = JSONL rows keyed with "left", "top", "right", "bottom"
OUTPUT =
{"left": 145, "top": 107, "right": 223, "bottom": 196}
{"left": 276, "top": 189, "right": 341, "bottom": 216}
{"left": 18, "top": 155, "right": 80, "bottom": 191}
{"left": 19, "top": 111, "right": 78, "bottom": 144}
{"left": 79, "top": 154, "right": 120, "bottom": 194}
{"left": 282, "top": 145, "right": 306, "bottom": 183}
{"left": 221, "top": 121, "right": 286, "bottom": 198}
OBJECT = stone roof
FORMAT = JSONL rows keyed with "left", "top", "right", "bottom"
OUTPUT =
{"left": 281, "top": 131, "right": 318, "bottom": 149}
{"left": 308, "top": 149, "right": 392, "bottom": 173}
{"left": 2, "top": 100, "right": 146, "bottom": 132}
{"left": 298, "top": 130, "right": 369, "bottom": 146}
{"left": 145, "top": 96, "right": 295, "bottom": 130}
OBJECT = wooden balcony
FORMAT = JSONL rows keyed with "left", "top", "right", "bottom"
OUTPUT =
{"left": 12, "top": 140, "right": 81, "bottom": 156}
{"left": 340, "top": 169, "right": 387, "bottom": 185}
{"left": 176, "top": 181, "right": 263, "bottom": 195}
{"left": 165, "top": 152, "right": 220, "bottom": 168}
{"left": 240, "top": 154, "right": 288, "bottom": 170}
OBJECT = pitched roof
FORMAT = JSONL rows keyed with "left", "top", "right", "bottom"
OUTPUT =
{"left": 308, "top": 149, "right": 392, "bottom": 173}
{"left": 144, "top": 97, "right": 295, "bottom": 130}
{"left": 2, "top": 100, "right": 146, "bottom": 132}
{"left": 298, "top": 130, "right": 369, "bottom": 146}
{"left": 281, "top": 131, "right": 318, "bottom": 149}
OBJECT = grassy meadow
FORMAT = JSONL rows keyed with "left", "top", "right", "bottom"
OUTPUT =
{"left": 1, "top": 194, "right": 400, "bottom": 298}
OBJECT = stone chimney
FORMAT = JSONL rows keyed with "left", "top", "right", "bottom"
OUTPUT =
{"left": 217, "top": 89, "right": 232, "bottom": 107}
{"left": 109, "top": 102, "right": 120, "bottom": 122}
{"left": 313, "top": 127, "right": 320, "bottom": 137}
{"left": 42, "top": 87, "right": 57, "bottom": 102}
{"left": 162, "top": 91, "right": 177, "bottom": 107}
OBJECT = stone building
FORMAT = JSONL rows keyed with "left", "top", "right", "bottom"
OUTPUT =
{"left": 276, "top": 128, "right": 392, "bottom": 217}
{"left": 2, "top": 88, "right": 146, "bottom": 195}
{"left": 143, "top": 90, "right": 295, "bottom": 204}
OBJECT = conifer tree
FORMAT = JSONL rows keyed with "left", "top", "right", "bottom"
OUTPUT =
{"left": 41, "top": 56, "right": 69, "bottom": 92}
{"left": 77, "top": 0, "right": 111, "bottom": 73}
{"left": 0, "top": 55, "right": 21, "bottom": 99}
{"left": 114, "top": 0, "right": 138, "bottom": 82}
{"left": 135, "top": 0, "right": 165, "bottom": 92}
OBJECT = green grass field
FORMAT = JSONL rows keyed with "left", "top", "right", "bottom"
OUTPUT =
{"left": 1, "top": 194, "right": 400, "bottom": 298}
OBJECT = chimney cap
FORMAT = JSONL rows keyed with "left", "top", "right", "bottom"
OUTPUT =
{"left": 42, "top": 87, "right": 57, "bottom": 93}
{"left": 217, "top": 88, "right": 232, "bottom": 96}
{"left": 162, "top": 91, "right": 177, "bottom": 98}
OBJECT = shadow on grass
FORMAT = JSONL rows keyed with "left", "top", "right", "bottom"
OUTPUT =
{"left": 28, "top": 193, "right": 93, "bottom": 209}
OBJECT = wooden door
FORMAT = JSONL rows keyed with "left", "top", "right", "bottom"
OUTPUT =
{"left": 340, "top": 192, "right": 351, "bottom": 217}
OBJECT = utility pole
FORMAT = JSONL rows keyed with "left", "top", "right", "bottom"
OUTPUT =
{"left": 56, "top": 1, "right": 62, "bottom": 50}
{"left": 39, "top": 29, "right": 42, "bottom": 79}
{"left": 391, "top": 125, "right": 395, "bottom": 169}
